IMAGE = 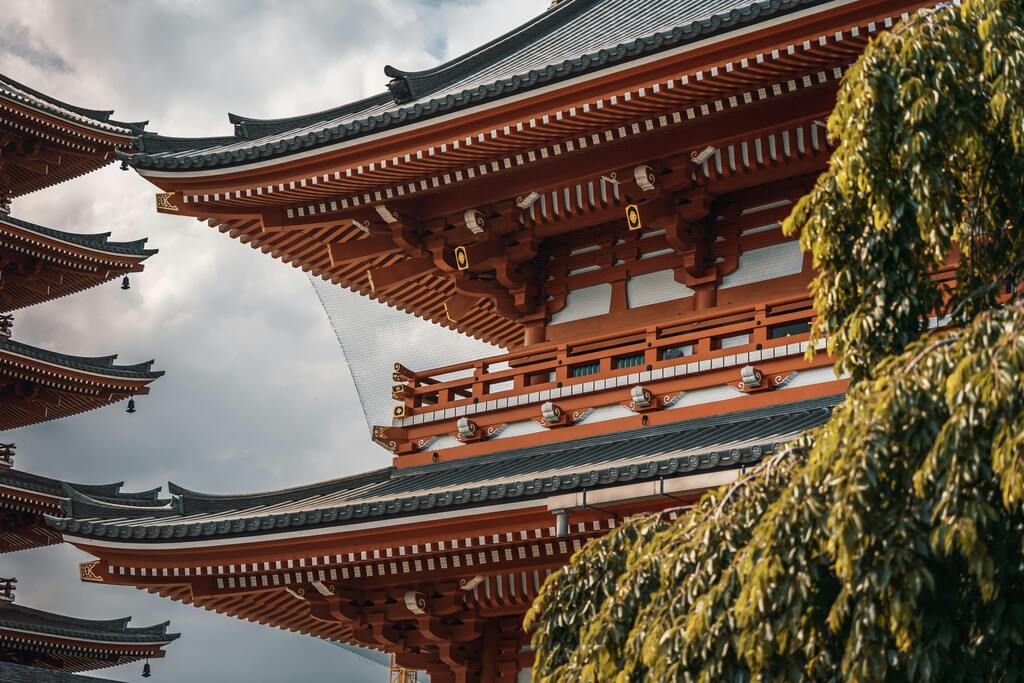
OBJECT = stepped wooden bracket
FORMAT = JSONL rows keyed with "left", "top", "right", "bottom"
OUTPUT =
{"left": 453, "top": 417, "right": 503, "bottom": 443}
{"left": 732, "top": 366, "right": 799, "bottom": 394}
{"left": 620, "top": 385, "right": 681, "bottom": 413}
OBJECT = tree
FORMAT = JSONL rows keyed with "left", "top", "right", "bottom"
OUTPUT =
{"left": 525, "top": 2, "right": 1024, "bottom": 681}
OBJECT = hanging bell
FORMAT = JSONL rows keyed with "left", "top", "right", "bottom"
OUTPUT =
{"left": 142, "top": 660, "right": 151, "bottom": 678}
{"left": 121, "top": 275, "right": 131, "bottom": 290}
{"left": 126, "top": 397, "right": 136, "bottom": 414}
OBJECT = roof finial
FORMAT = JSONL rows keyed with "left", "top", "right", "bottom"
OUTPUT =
{"left": 0, "top": 314, "right": 13, "bottom": 340}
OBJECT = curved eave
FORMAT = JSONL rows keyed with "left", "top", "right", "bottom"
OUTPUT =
{"left": 0, "top": 72, "right": 144, "bottom": 137}
{"left": 0, "top": 340, "right": 164, "bottom": 382}
{"left": 0, "top": 215, "right": 157, "bottom": 259}
{"left": 123, "top": 0, "right": 831, "bottom": 173}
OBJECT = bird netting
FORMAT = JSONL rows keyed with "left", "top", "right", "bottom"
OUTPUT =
{"left": 310, "top": 277, "right": 498, "bottom": 430}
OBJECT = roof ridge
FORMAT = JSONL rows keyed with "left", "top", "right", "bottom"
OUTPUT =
{"left": 123, "top": 0, "right": 830, "bottom": 172}
{"left": 0, "top": 72, "right": 146, "bottom": 133}
{"left": 383, "top": 0, "right": 597, "bottom": 104}
{"left": 227, "top": 92, "right": 395, "bottom": 140}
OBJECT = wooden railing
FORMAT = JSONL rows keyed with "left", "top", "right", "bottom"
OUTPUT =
{"left": 391, "top": 294, "right": 818, "bottom": 427}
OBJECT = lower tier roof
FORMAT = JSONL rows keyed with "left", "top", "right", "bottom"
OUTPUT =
{"left": 49, "top": 395, "right": 840, "bottom": 544}
{"left": 0, "top": 603, "right": 177, "bottom": 645}
{"left": 0, "top": 661, "right": 124, "bottom": 682}
{"left": 0, "top": 463, "right": 168, "bottom": 554}
{"left": 0, "top": 598, "right": 177, "bottom": 674}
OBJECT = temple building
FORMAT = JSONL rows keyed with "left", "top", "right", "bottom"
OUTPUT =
{"left": 0, "top": 74, "right": 178, "bottom": 679}
{"left": 48, "top": 1, "right": 937, "bottom": 681}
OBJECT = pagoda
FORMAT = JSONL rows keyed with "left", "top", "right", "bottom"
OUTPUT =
{"left": 0, "top": 72, "right": 163, "bottom": 427}
{"left": 0, "top": 73, "right": 178, "bottom": 680}
{"left": 49, "top": 1, "right": 942, "bottom": 681}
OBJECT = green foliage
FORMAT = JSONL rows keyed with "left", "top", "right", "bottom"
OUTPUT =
{"left": 787, "top": 0, "right": 1024, "bottom": 381}
{"left": 528, "top": 2, "right": 1024, "bottom": 681}
{"left": 529, "top": 305, "right": 1024, "bottom": 683}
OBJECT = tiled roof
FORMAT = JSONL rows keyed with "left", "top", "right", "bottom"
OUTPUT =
{"left": 0, "top": 72, "right": 145, "bottom": 136}
{"left": 0, "top": 603, "right": 178, "bottom": 645}
{"left": 0, "top": 215, "right": 157, "bottom": 258}
{"left": 49, "top": 395, "right": 839, "bottom": 542}
{"left": 124, "top": 0, "right": 830, "bottom": 171}
{"left": 0, "top": 467, "right": 167, "bottom": 507}
{"left": 0, "top": 662, "right": 124, "bottom": 682}
{"left": 0, "top": 339, "right": 163, "bottom": 381}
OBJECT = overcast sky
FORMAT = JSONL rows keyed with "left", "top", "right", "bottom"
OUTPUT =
{"left": 0, "top": 2, "right": 541, "bottom": 680}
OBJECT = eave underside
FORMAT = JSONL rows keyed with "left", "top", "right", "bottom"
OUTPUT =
{"left": 0, "top": 216, "right": 154, "bottom": 313}
{"left": 0, "top": 603, "right": 176, "bottom": 673}
{"left": 0, "top": 661, "right": 125, "bottom": 682}
{"left": 0, "top": 340, "right": 162, "bottom": 431}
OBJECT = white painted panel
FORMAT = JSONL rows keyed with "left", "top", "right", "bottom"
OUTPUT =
{"left": 721, "top": 334, "right": 749, "bottom": 349}
{"left": 778, "top": 365, "right": 844, "bottom": 389}
{"left": 670, "top": 384, "right": 740, "bottom": 409}
{"left": 550, "top": 283, "right": 612, "bottom": 324}
{"left": 518, "top": 667, "right": 533, "bottom": 683}
{"left": 627, "top": 269, "right": 694, "bottom": 309}
{"left": 721, "top": 240, "right": 804, "bottom": 289}
{"left": 492, "top": 419, "right": 546, "bottom": 440}
{"left": 428, "top": 435, "right": 464, "bottom": 450}
{"left": 580, "top": 404, "right": 634, "bottom": 424}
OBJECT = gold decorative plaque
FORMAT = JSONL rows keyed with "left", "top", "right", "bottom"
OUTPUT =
{"left": 80, "top": 560, "right": 104, "bottom": 583}
{"left": 155, "top": 192, "right": 179, "bottom": 212}
{"left": 625, "top": 203, "right": 642, "bottom": 231}
{"left": 455, "top": 245, "right": 470, "bottom": 271}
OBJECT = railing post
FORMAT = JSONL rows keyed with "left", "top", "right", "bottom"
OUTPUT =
{"left": 753, "top": 303, "right": 769, "bottom": 347}
{"left": 472, "top": 362, "right": 486, "bottom": 401}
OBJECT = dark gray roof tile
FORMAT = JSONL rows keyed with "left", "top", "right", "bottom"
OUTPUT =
{"left": 1, "top": 215, "right": 157, "bottom": 258}
{"left": 0, "top": 72, "right": 146, "bottom": 135}
{"left": 124, "top": 0, "right": 830, "bottom": 171}
{"left": 0, "top": 603, "right": 178, "bottom": 644}
{"left": 0, "top": 339, "right": 163, "bottom": 380}
{"left": 49, "top": 395, "right": 839, "bottom": 542}
{"left": 0, "top": 661, "right": 126, "bottom": 682}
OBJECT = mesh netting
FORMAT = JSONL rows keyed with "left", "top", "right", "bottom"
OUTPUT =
{"left": 310, "top": 277, "right": 498, "bottom": 430}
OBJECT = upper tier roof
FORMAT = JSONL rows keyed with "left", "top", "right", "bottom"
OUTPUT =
{"left": 124, "top": 0, "right": 828, "bottom": 172}
{"left": 0, "top": 73, "right": 145, "bottom": 137}
{"left": 48, "top": 395, "right": 838, "bottom": 543}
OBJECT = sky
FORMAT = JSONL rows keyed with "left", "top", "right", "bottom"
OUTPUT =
{"left": 0, "top": 1, "right": 542, "bottom": 680}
